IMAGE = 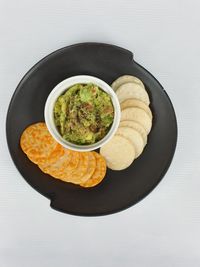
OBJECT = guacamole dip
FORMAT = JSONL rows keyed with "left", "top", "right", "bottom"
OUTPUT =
{"left": 54, "top": 83, "right": 114, "bottom": 145}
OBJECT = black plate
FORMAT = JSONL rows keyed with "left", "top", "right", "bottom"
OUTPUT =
{"left": 6, "top": 43, "right": 177, "bottom": 216}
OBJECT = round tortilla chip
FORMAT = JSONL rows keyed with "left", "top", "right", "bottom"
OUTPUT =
{"left": 60, "top": 152, "right": 89, "bottom": 184}
{"left": 33, "top": 143, "right": 65, "bottom": 165}
{"left": 121, "top": 107, "right": 152, "bottom": 134}
{"left": 120, "top": 98, "right": 152, "bottom": 119}
{"left": 119, "top": 120, "right": 147, "bottom": 145}
{"left": 116, "top": 127, "right": 144, "bottom": 158}
{"left": 80, "top": 152, "right": 96, "bottom": 183}
{"left": 80, "top": 152, "right": 106, "bottom": 187}
{"left": 116, "top": 82, "right": 150, "bottom": 105}
{"left": 111, "top": 75, "right": 145, "bottom": 91}
{"left": 41, "top": 151, "right": 84, "bottom": 184}
{"left": 38, "top": 149, "right": 73, "bottom": 175}
{"left": 20, "top": 122, "right": 58, "bottom": 164}
{"left": 100, "top": 135, "right": 135, "bottom": 170}
{"left": 66, "top": 150, "right": 80, "bottom": 171}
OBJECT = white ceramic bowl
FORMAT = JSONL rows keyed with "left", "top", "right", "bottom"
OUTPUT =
{"left": 44, "top": 75, "right": 121, "bottom": 151}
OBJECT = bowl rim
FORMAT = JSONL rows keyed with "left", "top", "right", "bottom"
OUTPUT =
{"left": 44, "top": 75, "right": 121, "bottom": 151}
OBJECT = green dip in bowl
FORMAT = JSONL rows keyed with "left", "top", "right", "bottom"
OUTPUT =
{"left": 54, "top": 83, "right": 114, "bottom": 145}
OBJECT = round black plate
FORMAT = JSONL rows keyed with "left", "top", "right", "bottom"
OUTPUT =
{"left": 6, "top": 43, "right": 177, "bottom": 216}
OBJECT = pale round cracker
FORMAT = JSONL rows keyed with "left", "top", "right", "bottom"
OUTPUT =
{"left": 116, "top": 82, "right": 150, "bottom": 105}
{"left": 116, "top": 127, "right": 144, "bottom": 158}
{"left": 119, "top": 120, "right": 147, "bottom": 145}
{"left": 120, "top": 98, "right": 152, "bottom": 119}
{"left": 111, "top": 75, "right": 145, "bottom": 91}
{"left": 80, "top": 152, "right": 106, "bottom": 188}
{"left": 121, "top": 107, "right": 152, "bottom": 134}
{"left": 100, "top": 135, "right": 135, "bottom": 170}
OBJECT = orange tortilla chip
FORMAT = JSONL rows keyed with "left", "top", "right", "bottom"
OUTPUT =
{"left": 60, "top": 152, "right": 89, "bottom": 184}
{"left": 40, "top": 151, "right": 85, "bottom": 185}
{"left": 79, "top": 152, "right": 96, "bottom": 183}
{"left": 20, "top": 122, "right": 58, "bottom": 164}
{"left": 30, "top": 143, "right": 65, "bottom": 165}
{"left": 80, "top": 152, "right": 106, "bottom": 188}
{"left": 38, "top": 149, "right": 73, "bottom": 175}
{"left": 66, "top": 150, "right": 80, "bottom": 171}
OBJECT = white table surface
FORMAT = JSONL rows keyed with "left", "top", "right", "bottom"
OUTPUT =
{"left": 1, "top": 0, "right": 200, "bottom": 266}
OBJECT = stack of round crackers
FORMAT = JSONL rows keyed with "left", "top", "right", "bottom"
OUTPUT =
{"left": 20, "top": 122, "right": 107, "bottom": 187}
{"left": 100, "top": 75, "right": 153, "bottom": 170}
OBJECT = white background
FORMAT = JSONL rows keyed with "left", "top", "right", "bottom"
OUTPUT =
{"left": 1, "top": 0, "right": 200, "bottom": 266}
